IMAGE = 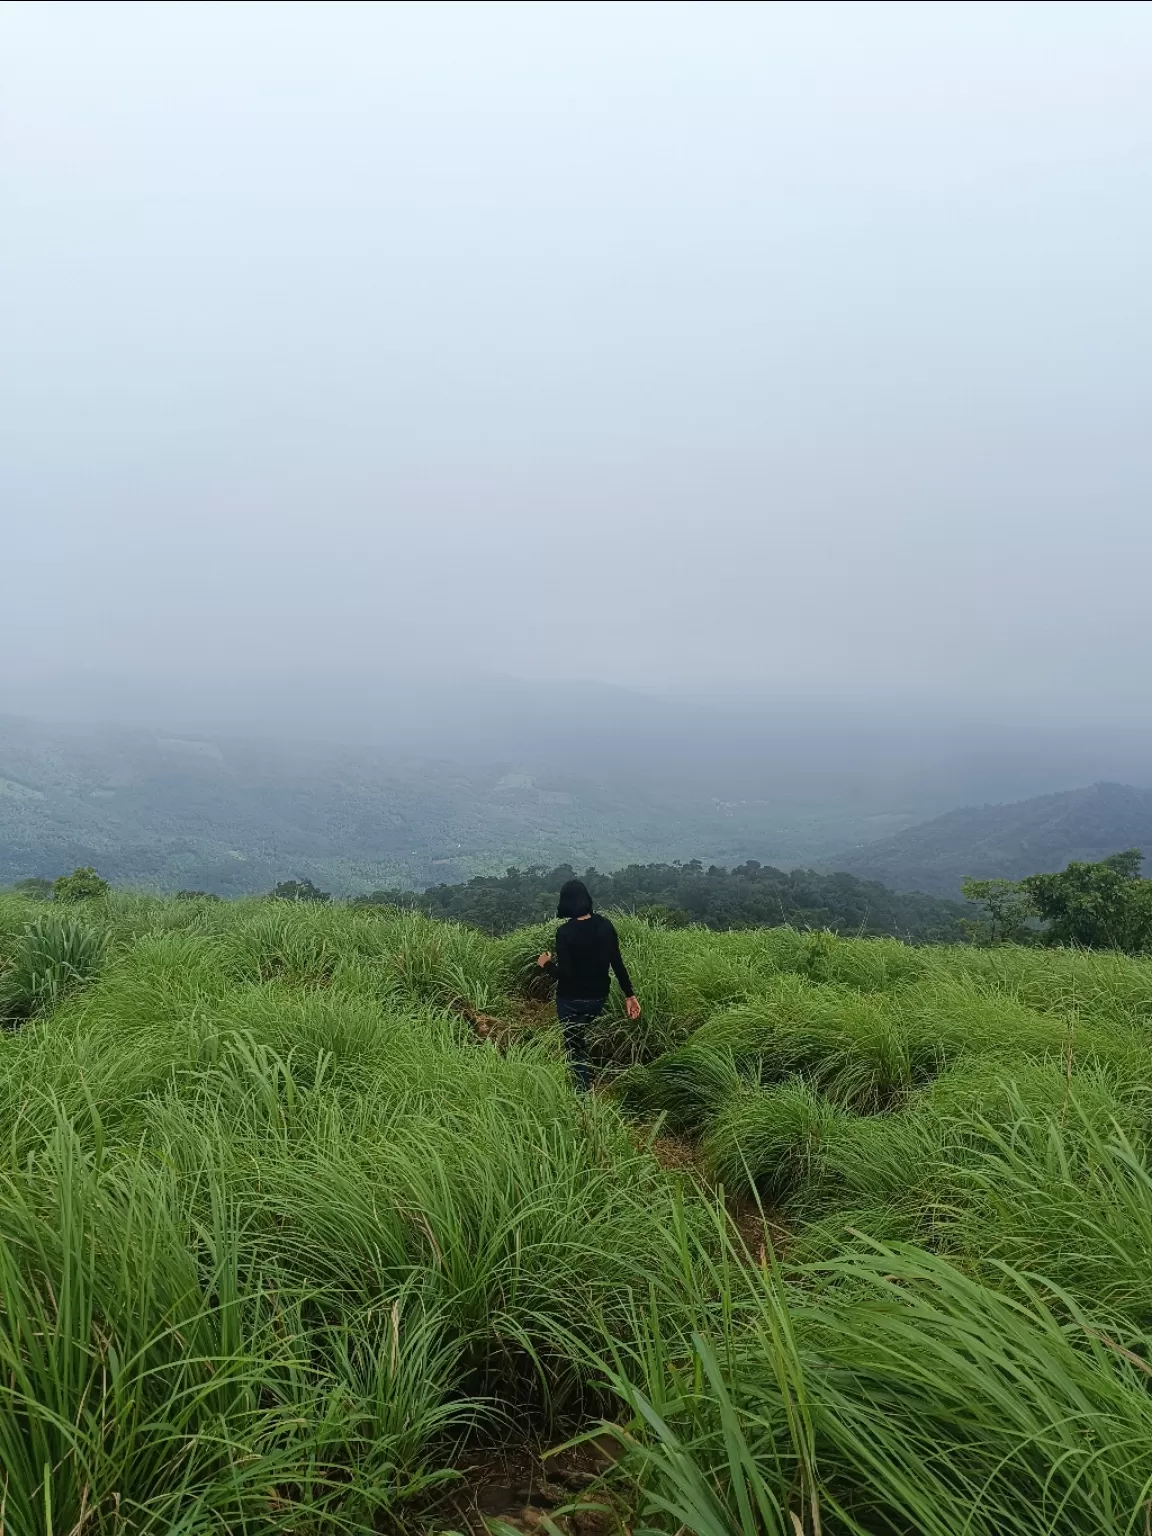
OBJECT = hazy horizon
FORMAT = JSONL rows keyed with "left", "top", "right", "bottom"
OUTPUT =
{"left": 5, "top": 666, "right": 1152, "bottom": 823}
{"left": 4, "top": 0, "right": 1151, "bottom": 721}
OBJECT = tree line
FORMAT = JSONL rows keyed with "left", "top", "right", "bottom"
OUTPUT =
{"left": 15, "top": 851, "right": 1152, "bottom": 953}
{"left": 352, "top": 860, "right": 973, "bottom": 940}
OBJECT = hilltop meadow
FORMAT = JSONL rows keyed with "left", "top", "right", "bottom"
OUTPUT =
{"left": 2, "top": 887, "right": 1152, "bottom": 1533}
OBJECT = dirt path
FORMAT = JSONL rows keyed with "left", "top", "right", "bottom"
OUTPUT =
{"left": 445, "top": 1437, "right": 620, "bottom": 1535}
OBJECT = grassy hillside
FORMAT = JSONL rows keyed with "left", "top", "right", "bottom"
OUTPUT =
{"left": 2, "top": 892, "right": 1152, "bottom": 1532}
{"left": 833, "top": 778, "right": 1152, "bottom": 896}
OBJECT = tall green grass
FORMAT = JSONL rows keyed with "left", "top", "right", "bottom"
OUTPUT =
{"left": 592, "top": 1228, "right": 1152, "bottom": 1536}
{"left": 0, "top": 912, "right": 106, "bottom": 1024}
{"left": 2, "top": 889, "right": 1152, "bottom": 1532}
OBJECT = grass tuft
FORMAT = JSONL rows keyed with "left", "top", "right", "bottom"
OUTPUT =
{"left": 0, "top": 913, "right": 106, "bottom": 1025}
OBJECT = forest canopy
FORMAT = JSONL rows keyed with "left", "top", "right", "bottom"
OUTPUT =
{"left": 353, "top": 859, "right": 972, "bottom": 940}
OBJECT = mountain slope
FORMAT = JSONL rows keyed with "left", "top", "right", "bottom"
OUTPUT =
{"left": 831, "top": 781, "right": 1152, "bottom": 896}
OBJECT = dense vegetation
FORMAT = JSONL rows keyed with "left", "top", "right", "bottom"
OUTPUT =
{"left": 836, "top": 779, "right": 1152, "bottom": 895}
{"left": 964, "top": 848, "right": 1152, "bottom": 952}
{"left": 355, "top": 859, "right": 972, "bottom": 940}
{"left": 2, "top": 888, "right": 1152, "bottom": 1532}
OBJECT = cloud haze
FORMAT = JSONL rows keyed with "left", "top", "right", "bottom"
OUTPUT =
{"left": 2, "top": 1, "right": 1150, "bottom": 715}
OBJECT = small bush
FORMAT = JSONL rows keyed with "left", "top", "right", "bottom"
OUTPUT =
{"left": 52, "top": 866, "right": 110, "bottom": 903}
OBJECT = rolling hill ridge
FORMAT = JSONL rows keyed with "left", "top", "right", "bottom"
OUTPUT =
{"left": 832, "top": 781, "right": 1152, "bottom": 896}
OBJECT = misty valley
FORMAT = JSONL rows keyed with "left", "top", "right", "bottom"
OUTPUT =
{"left": 4, "top": 702, "right": 1152, "bottom": 908}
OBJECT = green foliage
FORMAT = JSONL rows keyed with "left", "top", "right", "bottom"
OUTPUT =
{"left": 358, "top": 859, "right": 972, "bottom": 941}
{"left": 11, "top": 877, "right": 51, "bottom": 899}
{"left": 0, "top": 889, "right": 1149, "bottom": 1530}
{"left": 0, "top": 915, "right": 106, "bottom": 1024}
{"left": 801, "top": 926, "right": 837, "bottom": 979}
{"left": 702, "top": 1080, "right": 848, "bottom": 1201}
{"left": 634, "top": 901, "right": 692, "bottom": 928}
{"left": 613, "top": 1044, "right": 745, "bottom": 1135}
{"left": 269, "top": 877, "right": 331, "bottom": 903}
{"left": 961, "top": 875, "right": 1036, "bottom": 944}
{"left": 175, "top": 888, "right": 222, "bottom": 901}
{"left": 0, "top": 902, "right": 711, "bottom": 1529}
{"left": 962, "top": 850, "right": 1152, "bottom": 953}
{"left": 673, "top": 980, "right": 943, "bottom": 1114}
{"left": 1022, "top": 848, "right": 1152, "bottom": 952}
{"left": 597, "top": 1236, "right": 1152, "bottom": 1536}
{"left": 52, "top": 865, "right": 110, "bottom": 903}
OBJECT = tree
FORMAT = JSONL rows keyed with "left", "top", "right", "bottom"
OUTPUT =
{"left": 12, "top": 877, "right": 52, "bottom": 899}
{"left": 1020, "top": 850, "right": 1152, "bottom": 953}
{"left": 52, "top": 867, "right": 110, "bottom": 903}
{"left": 960, "top": 877, "right": 1036, "bottom": 945}
{"left": 176, "top": 890, "right": 222, "bottom": 902}
{"left": 270, "top": 878, "right": 331, "bottom": 904}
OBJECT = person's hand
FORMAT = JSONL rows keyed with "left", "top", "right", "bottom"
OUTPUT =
{"left": 537, "top": 951, "right": 552, "bottom": 968}
{"left": 625, "top": 995, "right": 642, "bottom": 1021}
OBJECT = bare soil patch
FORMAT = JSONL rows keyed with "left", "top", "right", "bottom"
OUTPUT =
{"left": 445, "top": 1437, "right": 621, "bottom": 1535}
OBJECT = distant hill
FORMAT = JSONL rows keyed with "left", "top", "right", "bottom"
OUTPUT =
{"left": 831, "top": 782, "right": 1152, "bottom": 897}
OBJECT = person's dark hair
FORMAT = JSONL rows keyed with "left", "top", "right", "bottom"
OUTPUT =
{"left": 557, "top": 878, "right": 594, "bottom": 919}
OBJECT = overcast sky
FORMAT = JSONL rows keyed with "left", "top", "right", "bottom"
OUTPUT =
{"left": 2, "top": 1, "right": 1150, "bottom": 714}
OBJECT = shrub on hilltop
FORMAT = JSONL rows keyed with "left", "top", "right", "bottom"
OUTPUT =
{"left": 52, "top": 865, "right": 110, "bottom": 903}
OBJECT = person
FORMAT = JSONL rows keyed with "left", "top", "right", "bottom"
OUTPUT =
{"left": 537, "top": 878, "right": 641, "bottom": 1091}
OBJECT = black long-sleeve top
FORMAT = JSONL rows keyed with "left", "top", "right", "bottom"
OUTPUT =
{"left": 545, "top": 914, "right": 634, "bottom": 1001}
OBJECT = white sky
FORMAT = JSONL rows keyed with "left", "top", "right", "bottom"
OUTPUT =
{"left": 2, "top": 1, "right": 1150, "bottom": 709}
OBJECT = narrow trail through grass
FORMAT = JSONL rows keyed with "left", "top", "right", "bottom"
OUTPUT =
{"left": 2, "top": 891, "right": 1152, "bottom": 1533}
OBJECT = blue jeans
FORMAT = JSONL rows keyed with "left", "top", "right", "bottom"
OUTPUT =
{"left": 556, "top": 996, "right": 606, "bottom": 1092}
